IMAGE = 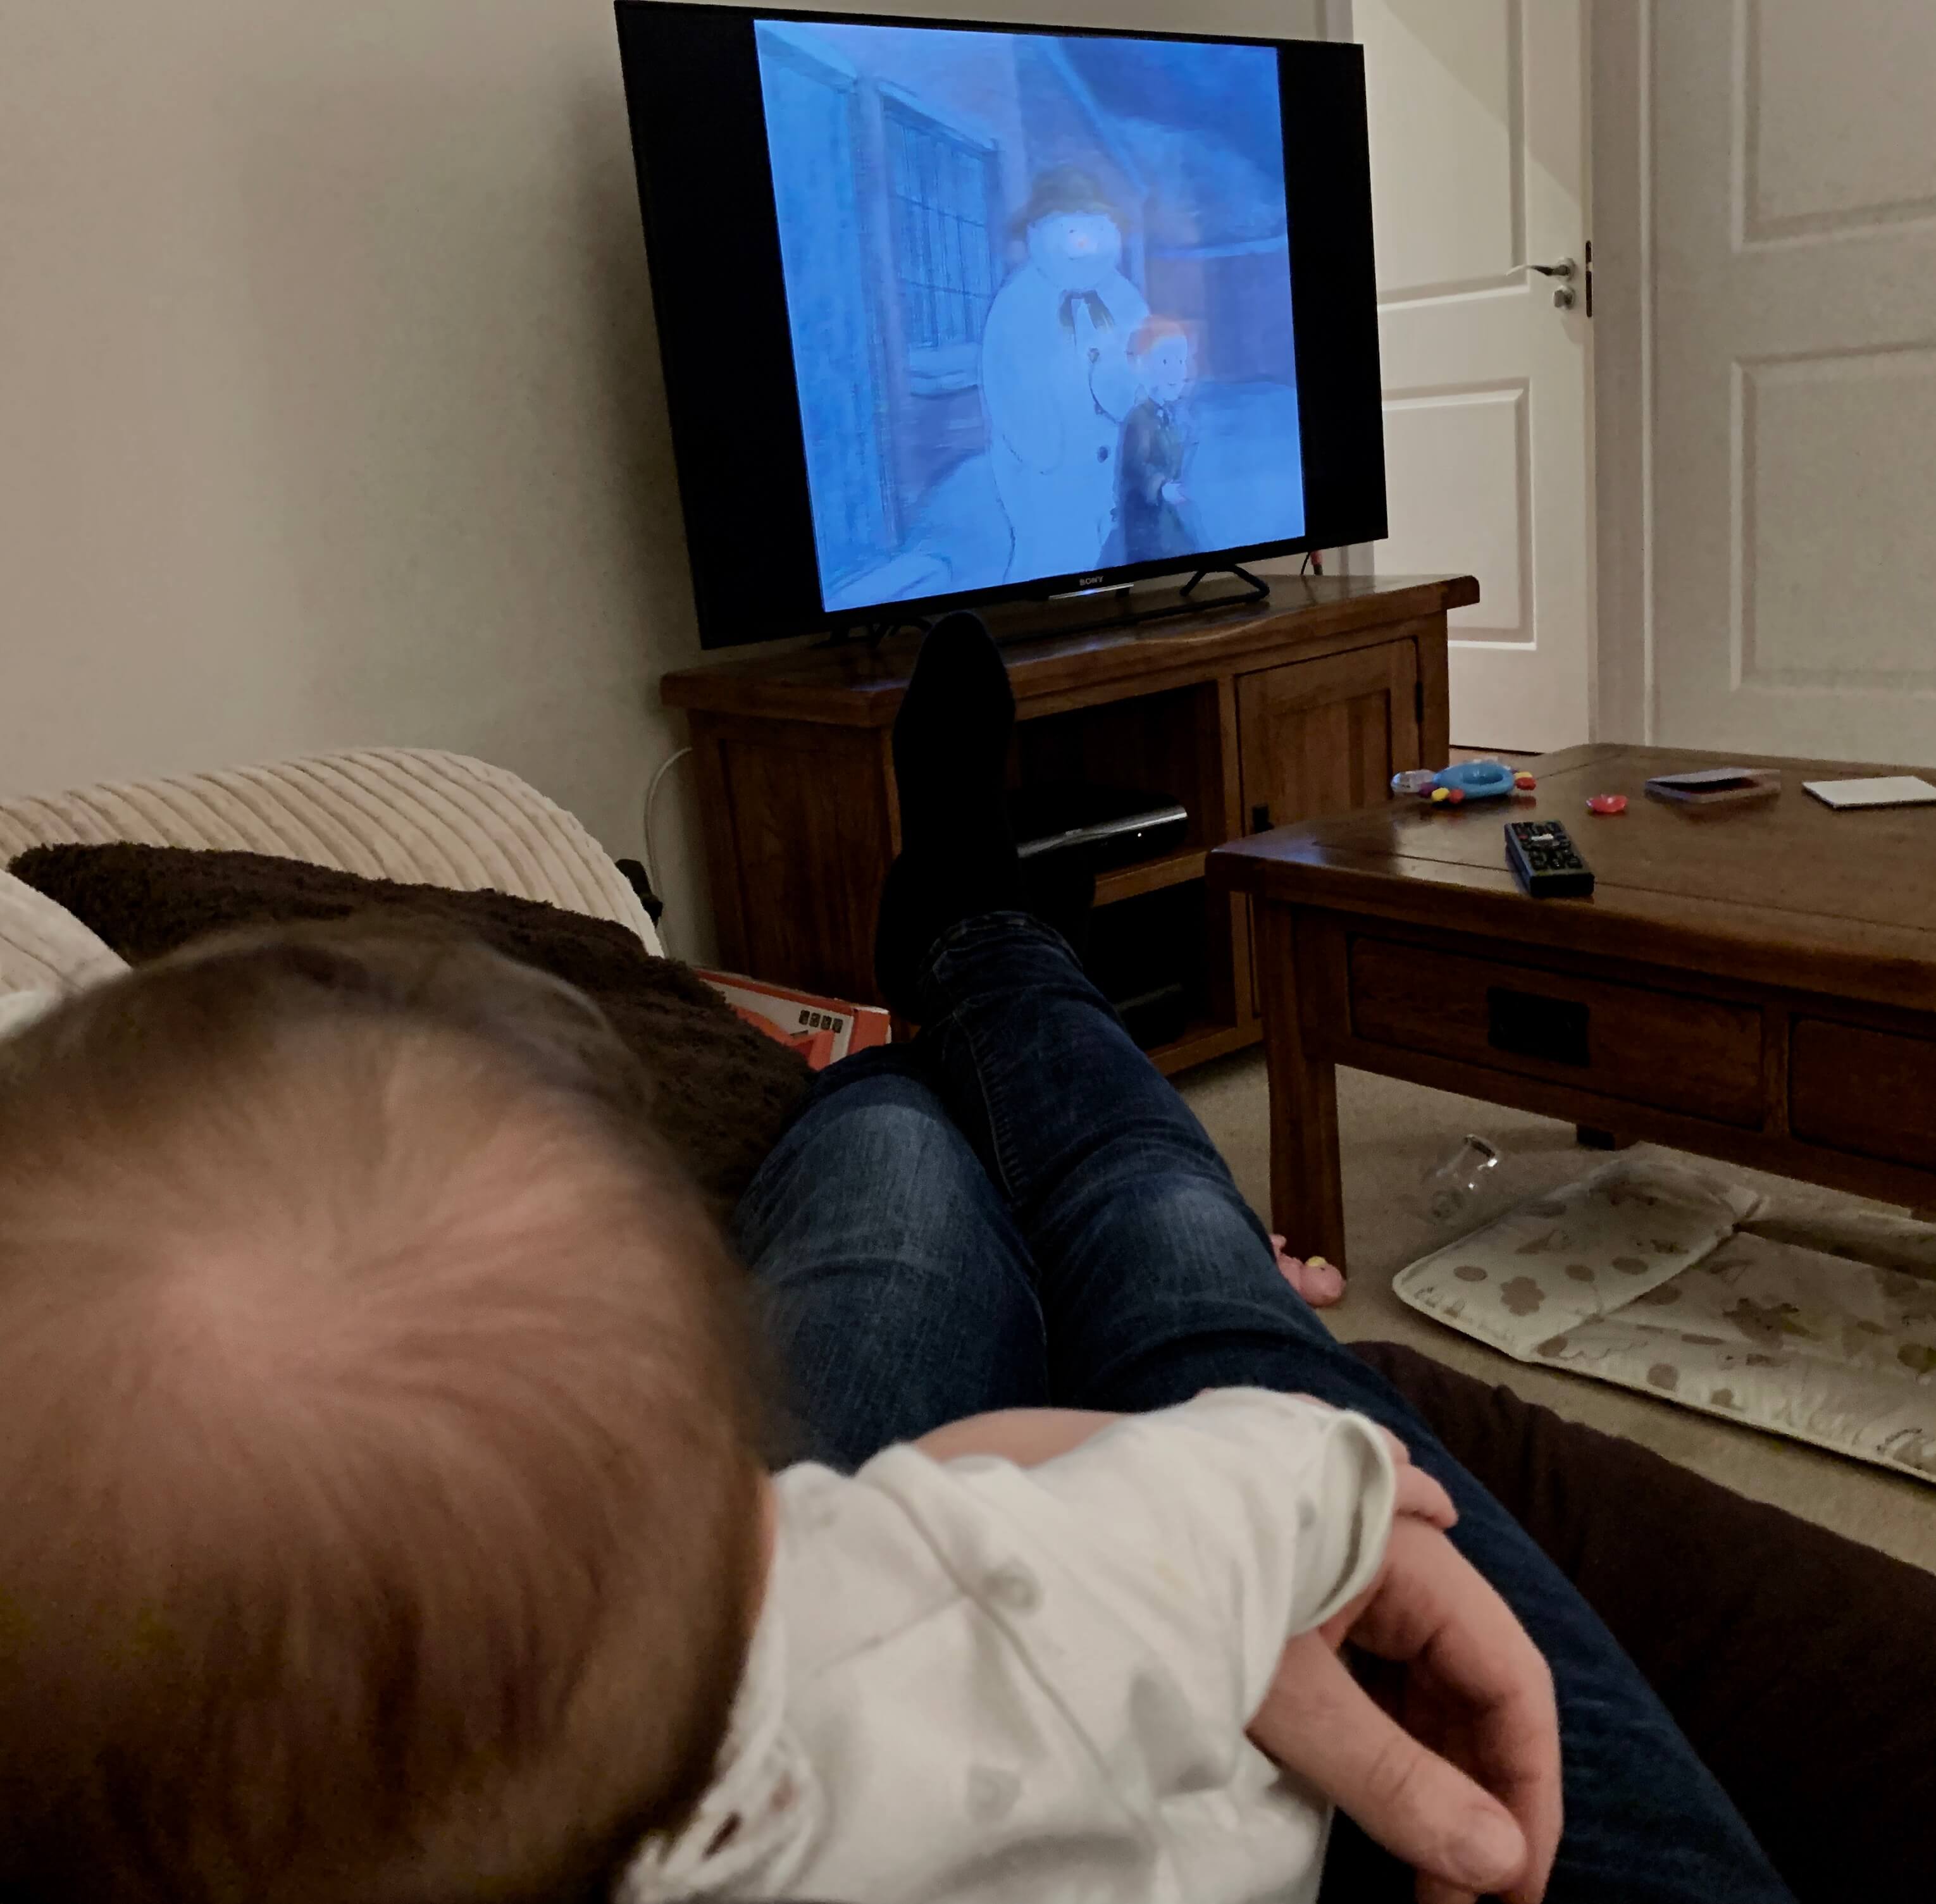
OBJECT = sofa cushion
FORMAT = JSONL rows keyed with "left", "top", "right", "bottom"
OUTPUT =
{"left": 8, "top": 842, "right": 810, "bottom": 1211}
{"left": 0, "top": 867, "right": 127, "bottom": 998}
{"left": 0, "top": 748, "right": 661, "bottom": 953}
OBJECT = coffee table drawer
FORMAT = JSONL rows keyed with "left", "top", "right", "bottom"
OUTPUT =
{"left": 1347, "top": 936, "right": 1766, "bottom": 1125}
{"left": 1792, "top": 1018, "right": 1936, "bottom": 1171}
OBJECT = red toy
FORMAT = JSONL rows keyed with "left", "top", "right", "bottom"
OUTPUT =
{"left": 1587, "top": 793, "right": 1628, "bottom": 815}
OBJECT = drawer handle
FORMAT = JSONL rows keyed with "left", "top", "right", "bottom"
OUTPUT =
{"left": 1487, "top": 987, "right": 1590, "bottom": 1067}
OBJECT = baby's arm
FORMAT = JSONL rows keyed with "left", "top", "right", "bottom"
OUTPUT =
{"left": 918, "top": 1402, "right": 1456, "bottom": 1530}
{"left": 915, "top": 1407, "right": 1115, "bottom": 1468}
{"left": 914, "top": 1398, "right": 1542, "bottom": 1898}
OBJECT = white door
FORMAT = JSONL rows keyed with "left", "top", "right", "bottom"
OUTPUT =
{"left": 1353, "top": 0, "right": 1593, "bottom": 753}
{"left": 1649, "top": 3, "right": 1936, "bottom": 762}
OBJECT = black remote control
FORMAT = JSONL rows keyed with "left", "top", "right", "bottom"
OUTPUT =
{"left": 1506, "top": 819, "right": 1594, "bottom": 897}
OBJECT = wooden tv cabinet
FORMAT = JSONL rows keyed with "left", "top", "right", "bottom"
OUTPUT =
{"left": 660, "top": 573, "right": 1473, "bottom": 1075}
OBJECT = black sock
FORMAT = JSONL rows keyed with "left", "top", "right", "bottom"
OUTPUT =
{"left": 874, "top": 612, "right": 1021, "bottom": 1014}
{"left": 891, "top": 611, "right": 1017, "bottom": 865}
{"left": 1019, "top": 850, "right": 1096, "bottom": 964}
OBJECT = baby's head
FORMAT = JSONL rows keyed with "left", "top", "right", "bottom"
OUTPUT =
{"left": 0, "top": 927, "right": 768, "bottom": 1902}
{"left": 1131, "top": 318, "right": 1192, "bottom": 404}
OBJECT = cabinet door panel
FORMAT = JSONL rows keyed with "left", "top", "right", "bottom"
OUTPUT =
{"left": 1235, "top": 641, "right": 1422, "bottom": 1021}
{"left": 1236, "top": 642, "right": 1422, "bottom": 837}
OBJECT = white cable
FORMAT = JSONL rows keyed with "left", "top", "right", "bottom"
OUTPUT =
{"left": 642, "top": 746, "right": 694, "bottom": 953}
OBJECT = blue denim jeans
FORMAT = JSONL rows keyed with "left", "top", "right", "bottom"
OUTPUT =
{"left": 733, "top": 916, "right": 1794, "bottom": 1904}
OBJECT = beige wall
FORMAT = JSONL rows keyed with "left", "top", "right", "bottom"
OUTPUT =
{"left": 1, "top": 0, "right": 1320, "bottom": 959}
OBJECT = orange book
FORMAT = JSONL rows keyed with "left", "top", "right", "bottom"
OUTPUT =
{"left": 696, "top": 969, "right": 892, "bottom": 1071}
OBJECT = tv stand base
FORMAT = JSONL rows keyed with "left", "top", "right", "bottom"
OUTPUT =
{"left": 819, "top": 561, "right": 1280, "bottom": 651}
{"left": 1181, "top": 562, "right": 1270, "bottom": 605}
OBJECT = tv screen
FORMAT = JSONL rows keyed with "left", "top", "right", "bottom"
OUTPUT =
{"left": 617, "top": 4, "right": 1384, "bottom": 647}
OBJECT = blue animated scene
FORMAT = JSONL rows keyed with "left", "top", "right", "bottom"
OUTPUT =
{"left": 754, "top": 21, "right": 1305, "bottom": 614}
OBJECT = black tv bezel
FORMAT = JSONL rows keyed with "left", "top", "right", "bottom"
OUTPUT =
{"left": 616, "top": 1, "right": 1386, "bottom": 650}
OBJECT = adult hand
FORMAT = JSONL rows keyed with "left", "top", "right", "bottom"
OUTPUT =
{"left": 1389, "top": 1458, "right": 1458, "bottom": 1532}
{"left": 1249, "top": 1519, "right": 1561, "bottom": 1904}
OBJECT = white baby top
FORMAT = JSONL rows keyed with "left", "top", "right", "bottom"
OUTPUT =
{"left": 621, "top": 1390, "right": 1398, "bottom": 1904}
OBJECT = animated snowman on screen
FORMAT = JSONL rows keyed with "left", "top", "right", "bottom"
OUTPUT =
{"left": 980, "top": 168, "right": 1150, "bottom": 586}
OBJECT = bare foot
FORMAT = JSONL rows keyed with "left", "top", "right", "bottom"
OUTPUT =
{"left": 1271, "top": 1235, "right": 1344, "bottom": 1309}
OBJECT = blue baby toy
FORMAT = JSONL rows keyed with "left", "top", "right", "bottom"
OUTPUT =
{"left": 1391, "top": 759, "right": 1535, "bottom": 805}
{"left": 1434, "top": 759, "right": 1518, "bottom": 800}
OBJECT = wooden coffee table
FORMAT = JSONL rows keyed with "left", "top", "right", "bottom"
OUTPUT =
{"left": 1208, "top": 744, "right": 1936, "bottom": 1271}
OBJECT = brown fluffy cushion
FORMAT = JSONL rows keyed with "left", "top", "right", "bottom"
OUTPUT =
{"left": 8, "top": 842, "right": 812, "bottom": 1211}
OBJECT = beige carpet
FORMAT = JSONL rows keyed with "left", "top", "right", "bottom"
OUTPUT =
{"left": 1179, "top": 1053, "right": 1936, "bottom": 1576}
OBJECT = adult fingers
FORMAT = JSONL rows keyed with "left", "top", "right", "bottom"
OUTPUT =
{"left": 1393, "top": 1462, "right": 1458, "bottom": 1531}
{"left": 1361, "top": 1424, "right": 1461, "bottom": 1531}
{"left": 1352, "top": 1524, "right": 1563, "bottom": 1904}
{"left": 1375, "top": 1422, "right": 1413, "bottom": 1469}
{"left": 1418, "top": 1569, "right": 1560, "bottom": 1904}
{"left": 1251, "top": 1634, "right": 1529, "bottom": 1900}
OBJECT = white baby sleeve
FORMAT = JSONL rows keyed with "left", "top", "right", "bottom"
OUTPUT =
{"left": 876, "top": 1390, "right": 1396, "bottom": 1811}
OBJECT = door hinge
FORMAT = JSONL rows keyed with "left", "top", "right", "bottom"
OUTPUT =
{"left": 1585, "top": 238, "right": 1594, "bottom": 319}
{"left": 1415, "top": 679, "right": 1426, "bottom": 724}
{"left": 1250, "top": 803, "right": 1272, "bottom": 834}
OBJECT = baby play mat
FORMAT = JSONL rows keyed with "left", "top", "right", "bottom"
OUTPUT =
{"left": 1394, "top": 1156, "right": 1936, "bottom": 1485}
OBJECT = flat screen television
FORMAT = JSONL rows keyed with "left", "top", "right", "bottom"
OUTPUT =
{"left": 616, "top": 3, "right": 1386, "bottom": 648}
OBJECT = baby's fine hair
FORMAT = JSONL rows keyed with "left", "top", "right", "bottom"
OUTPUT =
{"left": 0, "top": 925, "right": 767, "bottom": 1903}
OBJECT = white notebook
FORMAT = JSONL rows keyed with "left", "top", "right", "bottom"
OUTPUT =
{"left": 1802, "top": 776, "right": 1936, "bottom": 810}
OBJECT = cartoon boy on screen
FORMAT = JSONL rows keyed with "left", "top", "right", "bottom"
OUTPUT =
{"left": 980, "top": 167, "right": 1150, "bottom": 586}
{"left": 1117, "top": 318, "right": 1197, "bottom": 567}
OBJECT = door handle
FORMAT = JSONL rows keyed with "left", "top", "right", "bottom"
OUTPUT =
{"left": 1529, "top": 257, "right": 1579, "bottom": 310}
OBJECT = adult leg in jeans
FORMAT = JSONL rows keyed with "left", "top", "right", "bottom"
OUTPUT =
{"left": 732, "top": 613, "right": 1082, "bottom": 1469}
{"left": 732, "top": 1046, "right": 1050, "bottom": 1470}
{"left": 908, "top": 912, "right": 1793, "bottom": 1904}
{"left": 754, "top": 613, "right": 1790, "bottom": 1901}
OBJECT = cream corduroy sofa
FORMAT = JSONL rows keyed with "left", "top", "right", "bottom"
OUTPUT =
{"left": 0, "top": 748, "right": 658, "bottom": 1003}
